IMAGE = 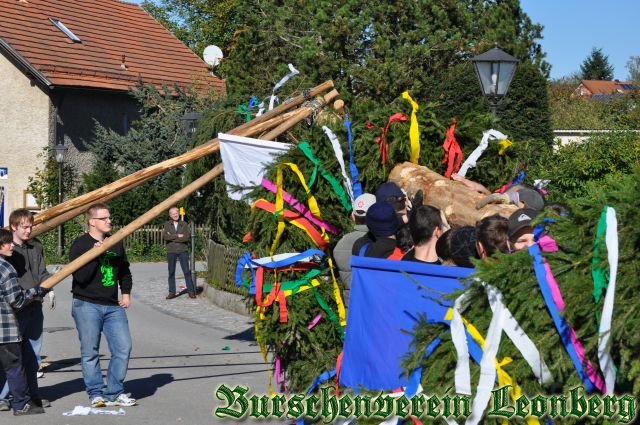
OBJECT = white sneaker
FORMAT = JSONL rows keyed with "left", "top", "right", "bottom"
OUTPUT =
{"left": 91, "top": 396, "right": 106, "bottom": 407}
{"left": 36, "top": 371, "right": 44, "bottom": 378}
{"left": 106, "top": 393, "right": 137, "bottom": 407}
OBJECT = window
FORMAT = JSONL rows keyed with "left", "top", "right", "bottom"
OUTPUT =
{"left": 50, "top": 18, "right": 81, "bottom": 43}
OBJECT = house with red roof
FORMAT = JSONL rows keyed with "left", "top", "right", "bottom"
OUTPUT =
{"left": 0, "top": 0, "right": 224, "bottom": 224}
{"left": 575, "top": 80, "right": 635, "bottom": 99}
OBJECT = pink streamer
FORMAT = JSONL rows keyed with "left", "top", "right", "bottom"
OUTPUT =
{"left": 308, "top": 314, "right": 323, "bottom": 330}
{"left": 539, "top": 240, "right": 607, "bottom": 393}
{"left": 261, "top": 178, "right": 339, "bottom": 235}
{"left": 275, "top": 356, "right": 281, "bottom": 384}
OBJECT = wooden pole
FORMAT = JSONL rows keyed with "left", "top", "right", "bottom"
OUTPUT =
{"left": 33, "top": 80, "right": 335, "bottom": 226}
{"left": 40, "top": 164, "right": 224, "bottom": 290}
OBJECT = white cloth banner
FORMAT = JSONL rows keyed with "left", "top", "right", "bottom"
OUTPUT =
{"left": 218, "top": 133, "right": 292, "bottom": 202}
{"left": 457, "top": 129, "right": 508, "bottom": 177}
{"left": 598, "top": 207, "right": 618, "bottom": 394}
{"left": 269, "top": 63, "right": 300, "bottom": 111}
{"left": 322, "top": 126, "right": 354, "bottom": 203}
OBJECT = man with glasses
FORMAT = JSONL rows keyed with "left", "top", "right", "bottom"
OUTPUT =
{"left": 69, "top": 203, "right": 137, "bottom": 408}
{"left": 0, "top": 209, "right": 52, "bottom": 410}
{"left": 162, "top": 207, "right": 196, "bottom": 299}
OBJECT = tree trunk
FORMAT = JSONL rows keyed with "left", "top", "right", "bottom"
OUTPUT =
{"left": 388, "top": 162, "right": 517, "bottom": 227}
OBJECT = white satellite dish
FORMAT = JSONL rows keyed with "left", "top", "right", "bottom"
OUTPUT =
{"left": 203, "top": 45, "right": 223, "bottom": 67}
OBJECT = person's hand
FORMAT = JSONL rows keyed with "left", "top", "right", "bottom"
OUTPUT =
{"left": 451, "top": 173, "right": 464, "bottom": 182}
{"left": 119, "top": 294, "right": 131, "bottom": 308}
{"left": 177, "top": 233, "right": 184, "bottom": 238}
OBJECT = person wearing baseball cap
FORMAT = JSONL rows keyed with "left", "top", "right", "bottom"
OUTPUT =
{"left": 375, "top": 182, "right": 408, "bottom": 223}
{"left": 333, "top": 193, "right": 376, "bottom": 304}
{"left": 508, "top": 208, "right": 538, "bottom": 251}
{"left": 352, "top": 201, "right": 401, "bottom": 258}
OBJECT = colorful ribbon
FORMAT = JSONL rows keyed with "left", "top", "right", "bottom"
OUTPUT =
{"left": 252, "top": 199, "right": 329, "bottom": 251}
{"left": 441, "top": 118, "right": 463, "bottom": 178}
{"left": 402, "top": 91, "right": 420, "bottom": 164}
{"left": 591, "top": 208, "right": 610, "bottom": 308}
{"left": 375, "top": 112, "right": 408, "bottom": 164}
{"left": 298, "top": 142, "right": 352, "bottom": 213}
{"left": 497, "top": 139, "right": 512, "bottom": 155}
{"left": 322, "top": 126, "right": 354, "bottom": 203}
{"left": 495, "top": 169, "right": 526, "bottom": 194}
{"left": 261, "top": 178, "right": 339, "bottom": 235}
{"left": 529, "top": 243, "right": 605, "bottom": 393}
{"left": 344, "top": 118, "right": 363, "bottom": 198}
{"left": 597, "top": 207, "right": 618, "bottom": 394}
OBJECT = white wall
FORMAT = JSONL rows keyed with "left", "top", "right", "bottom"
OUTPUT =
{"left": 0, "top": 54, "right": 51, "bottom": 226}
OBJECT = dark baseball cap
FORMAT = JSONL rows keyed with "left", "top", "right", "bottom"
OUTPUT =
{"left": 508, "top": 208, "right": 538, "bottom": 238}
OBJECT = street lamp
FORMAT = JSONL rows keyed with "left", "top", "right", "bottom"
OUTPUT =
{"left": 181, "top": 111, "right": 201, "bottom": 290}
{"left": 52, "top": 143, "right": 68, "bottom": 256}
{"left": 471, "top": 44, "right": 518, "bottom": 117}
{"left": 182, "top": 111, "right": 202, "bottom": 141}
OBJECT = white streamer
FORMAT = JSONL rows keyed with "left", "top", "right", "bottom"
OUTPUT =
{"left": 465, "top": 285, "right": 505, "bottom": 425}
{"left": 457, "top": 129, "right": 508, "bottom": 177}
{"left": 269, "top": 63, "right": 299, "bottom": 111}
{"left": 450, "top": 293, "right": 472, "bottom": 395}
{"left": 598, "top": 207, "right": 618, "bottom": 394}
{"left": 322, "top": 126, "right": 354, "bottom": 203}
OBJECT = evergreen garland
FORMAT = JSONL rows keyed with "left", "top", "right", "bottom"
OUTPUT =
{"left": 403, "top": 167, "right": 640, "bottom": 423}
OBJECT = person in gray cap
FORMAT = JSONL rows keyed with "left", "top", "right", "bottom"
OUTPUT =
{"left": 333, "top": 193, "right": 376, "bottom": 304}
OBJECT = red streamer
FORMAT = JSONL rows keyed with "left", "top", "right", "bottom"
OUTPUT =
{"left": 375, "top": 112, "right": 408, "bottom": 164}
{"left": 441, "top": 118, "right": 463, "bottom": 178}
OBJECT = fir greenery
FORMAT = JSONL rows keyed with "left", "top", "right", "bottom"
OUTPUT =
{"left": 580, "top": 47, "right": 615, "bottom": 81}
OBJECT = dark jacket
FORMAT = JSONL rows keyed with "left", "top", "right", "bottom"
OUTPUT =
{"left": 6, "top": 239, "right": 50, "bottom": 290}
{"left": 163, "top": 220, "right": 191, "bottom": 254}
{"left": 69, "top": 233, "right": 132, "bottom": 306}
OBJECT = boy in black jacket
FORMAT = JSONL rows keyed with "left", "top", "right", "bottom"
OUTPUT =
{"left": 69, "top": 203, "right": 137, "bottom": 408}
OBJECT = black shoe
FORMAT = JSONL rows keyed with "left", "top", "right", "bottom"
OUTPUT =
{"left": 188, "top": 292, "right": 196, "bottom": 299}
{"left": 32, "top": 398, "right": 51, "bottom": 408}
{"left": 166, "top": 292, "right": 177, "bottom": 300}
{"left": 13, "top": 401, "right": 45, "bottom": 415}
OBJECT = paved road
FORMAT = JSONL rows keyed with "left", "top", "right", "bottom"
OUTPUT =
{"left": 6, "top": 262, "right": 281, "bottom": 425}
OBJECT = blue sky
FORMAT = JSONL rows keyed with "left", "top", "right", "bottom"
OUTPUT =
{"left": 131, "top": 0, "right": 638, "bottom": 81}
{"left": 521, "top": 0, "right": 639, "bottom": 80}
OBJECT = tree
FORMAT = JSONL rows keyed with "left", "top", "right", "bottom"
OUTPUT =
{"left": 580, "top": 47, "right": 614, "bottom": 80}
{"left": 141, "top": 0, "right": 238, "bottom": 57}
{"left": 626, "top": 55, "right": 640, "bottom": 82}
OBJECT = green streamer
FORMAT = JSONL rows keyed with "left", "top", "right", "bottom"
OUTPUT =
{"left": 297, "top": 141, "right": 352, "bottom": 213}
{"left": 591, "top": 206, "right": 610, "bottom": 324}
{"left": 312, "top": 287, "right": 344, "bottom": 340}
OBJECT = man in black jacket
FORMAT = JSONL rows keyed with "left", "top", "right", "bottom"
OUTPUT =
{"left": 69, "top": 203, "right": 136, "bottom": 408}
{"left": 163, "top": 207, "right": 195, "bottom": 299}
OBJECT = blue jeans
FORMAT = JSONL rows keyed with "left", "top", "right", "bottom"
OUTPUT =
{"left": 167, "top": 251, "right": 195, "bottom": 294}
{"left": 71, "top": 298, "right": 132, "bottom": 402}
{"left": 0, "top": 304, "right": 42, "bottom": 400}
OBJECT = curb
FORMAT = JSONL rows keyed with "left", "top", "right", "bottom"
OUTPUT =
{"left": 203, "top": 284, "right": 252, "bottom": 317}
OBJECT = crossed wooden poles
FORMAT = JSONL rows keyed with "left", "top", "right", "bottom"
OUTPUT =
{"left": 39, "top": 81, "right": 339, "bottom": 289}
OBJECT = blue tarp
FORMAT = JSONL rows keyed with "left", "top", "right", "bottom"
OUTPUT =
{"left": 340, "top": 256, "right": 475, "bottom": 391}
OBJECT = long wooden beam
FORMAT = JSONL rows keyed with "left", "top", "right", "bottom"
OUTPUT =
{"left": 40, "top": 164, "right": 224, "bottom": 289}
{"left": 33, "top": 80, "right": 335, "bottom": 226}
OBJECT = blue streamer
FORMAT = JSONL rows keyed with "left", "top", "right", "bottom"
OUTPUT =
{"left": 528, "top": 243, "right": 595, "bottom": 392}
{"left": 235, "top": 249, "right": 327, "bottom": 294}
{"left": 344, "top": 119, "right": 363, "bottom": 198}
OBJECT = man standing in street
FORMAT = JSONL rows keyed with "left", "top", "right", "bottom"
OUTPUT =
{"left": 163, "top": 207, "right": 196, "bottom": 299}
{"left": 0, "top": 209, "right": 52, "bottom": 409}
{"left": 69, "top": 203, "right": 136, "bottom": 407}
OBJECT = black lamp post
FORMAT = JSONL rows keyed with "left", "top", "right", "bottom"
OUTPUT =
{"left": 181, "top": 111, "right": 201, "bottom": 290}
{"left": 52, "top": 143, "right": 68, "bottom": 256}
{"left": 471, "top": 44, "right": 518, "bottom": 117}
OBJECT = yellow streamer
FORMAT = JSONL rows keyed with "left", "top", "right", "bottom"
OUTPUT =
{"left": 498, "top": 139, "right": 513, "bottom": 156}
{"left": 402, "top": 91, "right": 420, "bottom": 164}
{"left": 444, "top": 309, "right": 540, "bottom": 425}
{"left": 270, "top": 162, "right": 328, "bottom": 256}
{"left": 327, "top": 257, "right": 347, "bottom": 327}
